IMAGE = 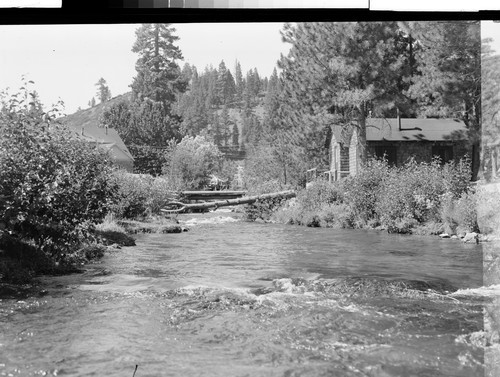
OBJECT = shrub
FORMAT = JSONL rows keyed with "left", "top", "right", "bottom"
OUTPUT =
{"left": 242, "top": 177, "right": 292, "bottom": 221}
{"left": 0, "top": 90, "right": 117, "bottom": 259}
{"left": 243, "top": 143, "right": 282, "bottom": 191}
{"left": 476, "top": 184, "right": 500, "bottom": 235}
{"left": 376, "top": 158, "right": 473, "bottom": 233}
{"left": 109, "top": 171, "right": 177, "bottom": 219}
{"left": 109, "top": 171, "right": 150, "bottom": 219}
{"left": 343, "top": 158, "right": 390, "bottom": 225}
{"left": 271, "top": 182, "right": 351, "bottom": 228}
{"left": 439, "top": 189, "right": 479, "bottom": 235}
{"left": 162, "top": 136, "right": 223, "bottom": 190}
{"left": 297, "top": 179, "right": 344, "bottom": 211}
{"left": 218, "top": 159, "right": 240, "bottom": 189}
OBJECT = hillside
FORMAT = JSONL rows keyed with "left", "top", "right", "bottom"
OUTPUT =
{"left": 60, "top": 92, "right": 132, "bottom": 130}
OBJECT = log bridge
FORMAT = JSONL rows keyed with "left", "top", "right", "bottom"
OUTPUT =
{"left": 181, "top": 190, "right": 247, "bottom": 201}
{"left": 161, "top": 190, "right": 296, "bottom": 214}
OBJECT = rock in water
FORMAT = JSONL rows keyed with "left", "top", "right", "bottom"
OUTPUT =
{"left": 462, "top": 232, "right": 479, "bottom": 244}
{"left": 439, "top": 233, "right": 450, "bottom": 238}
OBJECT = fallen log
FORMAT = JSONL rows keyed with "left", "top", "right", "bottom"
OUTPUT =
{"left": 161, "top": 190, "right": 296, "bottom": 214}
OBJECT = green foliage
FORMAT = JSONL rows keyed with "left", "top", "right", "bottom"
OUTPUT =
{"left": 101, "top": 99, "right": 182, "bottom": 176}
{"left": 131, "top": 24, "right": 186, "bottom": 105}
{"left": 242, "top": 177, "right": 290, "bottom": 222}
{"left": 476, "top": 184, "right": 500, "bottom": 235}
{"left": 244, "top": 195, "right": 289, "bottom": 222}
{"left": 271, "top": 157, "right": 474, "bottom": 234}
{"left": 101, "top": 24, "right": 186, "bottom": 176}
{"left": 439, "top": 191, "right": 478, "bottom": 235}
{"left": 109, "top": 171, "right": 177, "bottom": 219}
{"left": 162, "top": 136, "right": 223, "bottom": 190}
{"left": 218, "top": 159, "right": 240, "bottom": 188}
{"left": 297, "top": 180, "right": 344, "bottom": 211}
{"left": 243, "top": 142, "right": 289, "bottom": 191}
{"left": 128, "top": 145, "right": 168, "bottom": 176}
{"left": 481, "top": 39, "right": 500, "bottom": 181}
{"left": 0, "top": 88, "right": 116, "bottom": 259}
{"left": 402, "top": 21, "right": 481, "bottom": 179}
{"left": 272, "top": 182, "right": 351, "bottom": 228}
{"left": 95, "top": 77, "right": 111, "bottom": 103}
{"left": 343, "top": 159, "right": 390, "bottom": 225}
{"left": 375, "top": 158, "right": 472, "bottom": 233}
{"left": 102, "top": 99, "right": 182, "bottom": 148}
{"left": 278, "top": 22, "right": 412, "bottom": 166}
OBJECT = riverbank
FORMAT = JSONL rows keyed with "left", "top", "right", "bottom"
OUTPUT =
{"left": 0, "top": 213, "right": 194, "bottom": 288}
{"left": 246, "top": 159, "right": 500, "bottom": 242}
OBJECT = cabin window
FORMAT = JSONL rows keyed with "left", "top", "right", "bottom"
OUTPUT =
{"left": 374, "top": 146, "right": 397, "bottom": 166}
{"left": 432, "top": 145, "right": 454, "bottom": 164}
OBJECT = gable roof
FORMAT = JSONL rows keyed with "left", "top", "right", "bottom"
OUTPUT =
{"left": 365, "top": 118, "right": 468, "bottom": 142}
{"left": 331, "top": 124, "right": 354, "bottom": 146}
{"left": 59, "top": 93, "right": 134, "bottom": 165}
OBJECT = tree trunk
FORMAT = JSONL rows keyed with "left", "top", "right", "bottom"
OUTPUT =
{"left": 357, "top": 105, "right": 368, "bottom": 168}
{"left": 161, "top": 190, "right": 296, "bottom": 213}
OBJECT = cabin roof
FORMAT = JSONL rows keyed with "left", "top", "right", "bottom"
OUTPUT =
{"left": 365, "top": 118, "right": 468, "bottom": 142}
{"left": 59, "top": 93, "right": 134, "bottom": 163}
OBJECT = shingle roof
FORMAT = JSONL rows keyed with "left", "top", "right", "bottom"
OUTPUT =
{"left": 59, "top": 93, "right": 134, "bottom": 163}
{"left": 365, "top": 118, "right": 468, "bottom": 142}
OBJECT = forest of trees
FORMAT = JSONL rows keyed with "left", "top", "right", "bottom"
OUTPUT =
{"left": 98, "top": 22, "right": 491, "bottom": 185}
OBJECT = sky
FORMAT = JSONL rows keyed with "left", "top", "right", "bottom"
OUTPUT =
{"left": 0, "top": 23, "right": 289, "bottom": 114}
{"left": 2, "top": 21, "right": 498, "bottom": 115}
{"left": 482, "top": 21, "right": 500, "bottom": 54}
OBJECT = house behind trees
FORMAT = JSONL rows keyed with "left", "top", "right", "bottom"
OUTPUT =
{"left": 329, "top": 118, "right": 470, "bottom": 181}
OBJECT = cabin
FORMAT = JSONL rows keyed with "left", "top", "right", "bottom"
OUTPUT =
{"left": 329, "top": 118, "right": 470, "bottom": 181}
{"left": 73, "top": 124, "right": 134, "bottom": 172}
{"left": 60, "top": 94, "right": 135, "bottom": 172}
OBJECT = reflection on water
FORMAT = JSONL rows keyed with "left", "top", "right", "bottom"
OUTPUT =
{"left": 0, "top": 212, "right": 490, "bottom": 376}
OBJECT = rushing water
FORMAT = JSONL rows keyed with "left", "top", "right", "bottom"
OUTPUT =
{"left": 0, "top": 212, "right": 491, "bottom": 376}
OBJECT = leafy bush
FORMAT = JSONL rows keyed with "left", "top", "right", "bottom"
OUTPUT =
{"left": 0, "top": 89, "right": 117, "bottom": 259}
{"left": 128, "top": 145, "right": 168, "bottom": 176}
{"left": 297, "top": 179, "right": 344, "bottom": 211}
{"left": 109, "top": 171, "right": 177, "bottom": 219}
{"left": 376, "top": 158, "right": 472, "bottom": 233}
{"left": 162, "top": 136, "right": 223, "bottom": 190}
{"left": 243, "top": 144, "right": 285, "bottom": 191}
{"left": 271, "top": 181, "right": 351, "bottom": 228}
{"left": 343, "top": 159, "right": 390, "bottom": 226}
{"left": 108, "top": 171, "right": 149, "bottom": 219}
{"left": 439, "top": 189, "right": 479, "bottom": 234}
{"left": 218, "top": 159, "right": 240, "bottom": 189}
{"left": 476, "top": 184, "right": 500, "bottom": 235}
{"left": 271, "top": 157, "right": 474, "bottom": 234}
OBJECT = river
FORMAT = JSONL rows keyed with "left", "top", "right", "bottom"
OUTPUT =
{"left": 0, "top": 211, "right": 494, "bottom": 377}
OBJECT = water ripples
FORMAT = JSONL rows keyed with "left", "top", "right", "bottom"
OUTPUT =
{"left": 0, "top": 214, "right": 489, "bottom": 376}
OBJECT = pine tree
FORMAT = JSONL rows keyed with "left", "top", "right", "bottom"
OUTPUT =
{"left": 102, "top": 23, "right": 187, "bottom": 174}
{"left": 88, "top": 97, "right": 96, "bottom": 108}
{"left": 131, "top": 23, "right": 187, "bottom": 105}
{"left": 263, "top": 67, "right": 281, "bottom": 132}
{"left": 223, "top": 70, "right": 237, "bottom": 106}
{"left": 402, "top": 21, "right": 481, "bottom": 180}
{"left": 181, "top": 63, "right": 194, "bottom": 83}
{"left": 232, "top": 123, "right": 239, "bottom": 147}
{"left": 234, "top": 60, "right": 244, "bottom": 105}
{"left": 278, "top": 22, "right": 409, "bottom": 168}
{"left": 481, "top": 38, "right": 500, "bottom": 180}
{"left": 95, "top": 77, "right": 112, "bottom": 103}
{"left": 215, "top": 60, "right": 228, "bottom": 107}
